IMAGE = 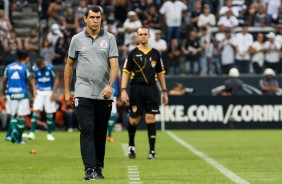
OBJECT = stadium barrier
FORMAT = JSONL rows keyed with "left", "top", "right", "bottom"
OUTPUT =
{"left": 155, "top": 95, "right": 282, "bottom": 129}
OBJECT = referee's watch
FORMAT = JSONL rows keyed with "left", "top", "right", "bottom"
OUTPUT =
{"left": 162, "top": 89, "right": 168, "bottom": 93}
{"left": 108, "top": 82, "right": 114, "bottom": 87}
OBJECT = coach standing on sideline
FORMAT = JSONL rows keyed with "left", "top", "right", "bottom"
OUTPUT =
{"left": 64, "top": 5, "right": 119, "bottom": 180}
{"left": 121, "top": 26, "right": 168, "bottom": 160}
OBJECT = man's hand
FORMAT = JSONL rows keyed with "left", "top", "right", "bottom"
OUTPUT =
{"left": 162, "top": 92, "right": 169, "bottom": 105}
{"left": 65, "top": 91, "right": 74, "bottom": 107}
{"left": 50, "top": 93, "right": 55, "bottom": 102}
{"left": 121, "top": 90, "right": 129, "bottom": 103}
{"left": 102, "top": 85, "right": 113, "bottom": 100}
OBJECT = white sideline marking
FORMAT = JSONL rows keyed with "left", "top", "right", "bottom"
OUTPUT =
{"left": 122, "top": 144, "right": 128, "bottom": 156}
{"left": 166, "top": 131, "right": 250, "bottom": 184}
{"left": 128, "top": 166, "right": 142, "bottom": 184}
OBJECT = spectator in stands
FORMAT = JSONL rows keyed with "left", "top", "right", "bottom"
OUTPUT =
{"left": 237, "top": 9, "right": 246, "bottom": 26}
{"left": 167, "top": 38, "right": 181, "bottom": 75}
{"left": 16, "top": 0, "right": 28, "bottom": 8}
{"left": 222, "top": 68, "right": 244, "bottom": 96}
{"left": 217, "top": 10, "right": 239, "bottom": 29}
{"left": 197, "top": 4, "right": 216, "bottom": 32}
{"left": 249, "top": 0, "right": 265, "bottom": 25}
{"left": 40, "top": 38, "right": 55, "bottom": 64}
{"left": 64, "top": 7, "right": 78, "bottom": 45}
{"left": 123, "top": 11, "right": 142, "bottom": 45}
{"left": 215, "top": 24, "right": 226, "bottom": 42}
{"left": 201, "top": 0, "right": 218, "bottom": 14}
{"left": 181, "top": 28, "right": 202, "bottom": 75}
{"left": 221, "top": 29, "right": 235, "bottom": 75}
{"left": 38, "top": 0, "right": 51, "bottom": 20}
{"left": 47, "top": 23, "right": 64, "bottom": 50}
{"left": 233, "top": 26, "right": 253, "bottom": 74}
{"left": 144, "top": 5, "right": 161, "bottom": 31}
{"left": 263, "top": 32, "right": 281, "bottom": 74}
{"left": 149, "top": 29, "right": 167, "bottom": 53}
{"left": 253, "top": 4, "right": 268, "bottom": 27}
{"left": 159, "top": 0, "right": 187, "bottom": 41}
{"left": 169, "top": 83, "right": 193, "bottom": 96}
{"left": 24, "top": 28, "right": 39, "bottom": 67}
{"left": 53, "top": 37, "right": 67, "bottom": 65}
{"left": 190, "top": 1, "right": 202, "bottom": 29}
{"left": 207, "top": 39, "right": 221, "bottom": 75}
{"left": 198, "top": 27, "right": 210, "bottom": 76}
{"left": 250, "top": 33, "right": 264, "bottom": 74}
{"left": 104, "top": 11, "right": 119, "bottom": 36}
{"left": 3, "top": 29, "right": 23, "bottom": 65}
{"left": 47, "top": 0, "right": 65, "bottom": 27}
{"left": 219, "top": 0, "right": 241, "bottom": 18}
{"left": 271, "top": 5, "right": 282, "bottom": 29}
{"left": 112, "top": 0, "right": 129, "bottom": 26}
{"left": 0, "top": 9, "right": 13, "bottom": 41}
{"left": 259, "top": 68, "right": 279, "bottom": 95}
{"left": 131, "top": 0, "right": 147, "bottom": 23}
{"left": 75, "top": 0, "right": 87, "bottom": 31}
{"left": 264, "top": 0, "right": 281, "bottom": 23}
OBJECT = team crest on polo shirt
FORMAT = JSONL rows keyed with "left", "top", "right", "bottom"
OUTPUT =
{"left": 151, "top": 60, "right": 157, "bottom": 68}
{"left": 100, "top": 40, "right": 108, "bottom": 48}
{"left": 132, "top": 106, "right": 138, "bottom": 113}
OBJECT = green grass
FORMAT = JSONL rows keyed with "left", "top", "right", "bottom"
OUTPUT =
{"left": 1, "top": 130, "right": 282, "bottom": 183}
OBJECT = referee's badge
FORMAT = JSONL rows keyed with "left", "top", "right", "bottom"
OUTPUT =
{"left": 132, "top": 106, "right": 138, "bottom": 113}
{"left": 151, "top": 60, "right": 156, "bottom": 68}
{"left": 75, "top": 98, "right": 79, "bottom": 107}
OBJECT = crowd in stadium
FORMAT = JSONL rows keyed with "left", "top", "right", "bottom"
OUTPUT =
{"left": 0, "top": 0, "right": 282, "bottom": 132}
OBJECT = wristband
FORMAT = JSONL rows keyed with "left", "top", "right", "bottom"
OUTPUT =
{"left": 120, "top": 88, "right": 126, "bottom": 91}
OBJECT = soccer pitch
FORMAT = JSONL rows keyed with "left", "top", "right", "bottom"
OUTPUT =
{"left": 1, "top": 130, "right": 282, "bottom": 184}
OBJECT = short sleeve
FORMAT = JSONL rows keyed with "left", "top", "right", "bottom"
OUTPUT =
{"left": 122, "top": 51, "right": 133, "bottom": 74}
{"left": 3, "top": 67, "right": 8, "bottom": 78}
{"left": 109, "top": 34, "right": 119, "bottom": 59}
{"left": 155, "top": 51, "right": 165, "bottom": 74}
{"left": 68, "top": 35, "right": 79, "bottom": 59}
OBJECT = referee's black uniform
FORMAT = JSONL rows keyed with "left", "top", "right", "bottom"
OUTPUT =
{"left": 123, "top": 47, "right": 165, "bottom": 116}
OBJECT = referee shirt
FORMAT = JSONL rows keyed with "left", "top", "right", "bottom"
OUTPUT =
{"left": 68, "top": 29, "right": 119, "bottom": 99}
{"left": 123, "top": 47, "right": 165, "bottom": 85}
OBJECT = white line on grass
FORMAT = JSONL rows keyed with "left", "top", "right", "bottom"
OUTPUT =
{"left": 166, "top": 131, "right": 250, "bottom": 184}
{"left": 121, "top": 144, "right": 143, "bottom": 184}
{"left": 122, "top": 144, "right": 128, "bottom": 156}
{"left": 128, "top": 166, "right": 142, "bottom": 184}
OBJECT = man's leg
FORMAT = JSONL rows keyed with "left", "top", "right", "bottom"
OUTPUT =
{"left": 145, "top": 114, "right": 157, "bottom": 159}
{"left": 46, "top": 113, "right": 55, "bottom": 141}
{"left": 75, "top": 97, "right": 95, "bottom": 171}
{"left": 107, "top": 113, "right": 117, "bottom": 142}
{"left": 16, "top": 116, "right": 26, "bottom": 143}
{"left": 93, "top": 100, "right": 112, "bottom": 178}
{"left": 127, "top": 116, "right": 140, "bottom": 159}
{"left": 29, "top": 111, "right": 39, "bottom": 140}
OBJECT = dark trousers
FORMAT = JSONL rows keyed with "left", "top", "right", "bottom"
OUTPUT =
{"left": 75, "top": 97, "right": 112, "bottom": 170}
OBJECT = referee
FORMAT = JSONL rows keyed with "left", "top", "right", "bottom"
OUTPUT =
{"left": 64, "top": 5, "right": 119, "bottom": 180}
{"left": 121, "top": 26, "right": 169, "bottom": 159}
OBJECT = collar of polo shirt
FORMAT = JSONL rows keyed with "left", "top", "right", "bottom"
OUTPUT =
{"left": 84, "top": 29, "right": 104, "bottom": 38}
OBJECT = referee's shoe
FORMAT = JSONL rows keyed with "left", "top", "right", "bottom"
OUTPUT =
{"left": 83, "top": 168, "right": 96, "bottom": 180}
{"left": 128, "top": 146, "right": 136, "bottom": 159}
{"left": 148, "top": 150, "right": 156, "bottom": 159}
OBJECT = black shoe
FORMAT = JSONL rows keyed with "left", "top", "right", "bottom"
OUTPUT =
{"left": 83, "top": 168, "right": 96, "bottom": 180}
{"left": 128, "top": 146, "right": 136, "bottom": 159}
{"left": 148, "top": 150, "right": 156, "bottom": 159}
{"left": 95, "top": 167, "right": 104, "bottom": 179}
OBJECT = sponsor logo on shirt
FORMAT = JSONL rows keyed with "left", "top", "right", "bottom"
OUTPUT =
{"left": 38, "top": 77, "right": 51, "bottom": 83}
{"left": 11, "top": 71, "right": 20, "bottom": 79}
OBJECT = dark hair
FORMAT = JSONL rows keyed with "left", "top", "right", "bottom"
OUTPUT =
{"left": 16, "top": 50, "right": 28, "bottom": 61}
{"left": 35, "top": 56, "right": 44, "bottom": 65}
{"left": 84, "top": 5, "right": 102, "bottom": 17}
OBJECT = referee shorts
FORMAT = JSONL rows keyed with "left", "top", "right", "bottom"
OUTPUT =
{"left": 129, "top": 84, "right": 160, "bottom": 117}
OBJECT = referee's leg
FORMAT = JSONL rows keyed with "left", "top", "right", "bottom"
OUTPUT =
{"left": 93, "top": 100, "right": 112, "bottom": 168}
{"left": 75, "top": 97, "right": 95, "bottom": 170}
